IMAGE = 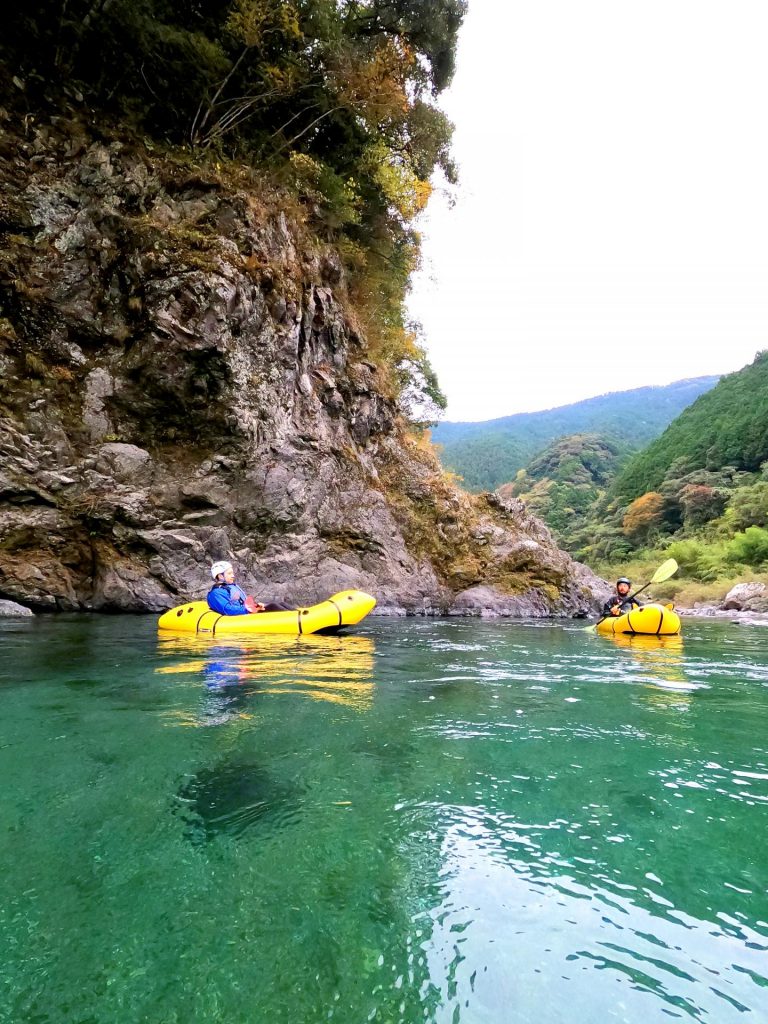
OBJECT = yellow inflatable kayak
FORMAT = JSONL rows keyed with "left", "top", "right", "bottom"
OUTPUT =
{"left": 596, "top": 602, "right": 681, "bottom": 636}
{"left": 157, "top": 589, "right": 376, "bottom": 636}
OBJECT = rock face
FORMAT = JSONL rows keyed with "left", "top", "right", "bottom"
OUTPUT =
{"left": 0, "top": 114, "right": 607, "bottom": 615}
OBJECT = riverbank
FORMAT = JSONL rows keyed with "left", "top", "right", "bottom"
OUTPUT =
{"left": 680, "top": 606, "right": 768, "bottom": 625}
{"left": 6, "top": 597, "right": 768, "bottom": 626}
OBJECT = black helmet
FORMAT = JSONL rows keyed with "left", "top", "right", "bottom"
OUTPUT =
{"left": 616, "top": 577, "right": 631, "bottom": 586}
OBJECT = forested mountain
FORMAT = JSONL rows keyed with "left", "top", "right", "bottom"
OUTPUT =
{"left": 612, "top": 352, "right": 768, "bottom": 500}
{"left": 572, "top": 351, "right": 768, "bottom": 578}
{"left": 433, "top": 377, "right": 718, "bottom": 491}
{"left": 497, "top": 434, "right": 629, "bottom": 545}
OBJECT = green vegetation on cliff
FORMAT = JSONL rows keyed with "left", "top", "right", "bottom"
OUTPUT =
{"left": 1, "top": 0, "right": 466, "bottom": 417}
{"left": 433, "top": 377, "right": 718, "bottom": 491}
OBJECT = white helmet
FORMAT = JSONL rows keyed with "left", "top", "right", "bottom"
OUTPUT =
{"left": 210, "top": 560, "right": 233, "bottom": 580}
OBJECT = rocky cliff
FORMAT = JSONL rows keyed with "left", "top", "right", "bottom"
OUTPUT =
{"left": 0, "top": 112, "right": 607, "bottom": 615}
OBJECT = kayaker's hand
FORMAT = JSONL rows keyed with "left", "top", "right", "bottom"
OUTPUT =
{"left": 610, "top": 604, "right": 621, "bottom": 616}
{"left": 244, "top": 596, "right": 264, "bottom": 613}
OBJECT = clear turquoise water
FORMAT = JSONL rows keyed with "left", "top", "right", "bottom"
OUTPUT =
{"left": 1, "top": 615, "right": 767, "bottom": 1024}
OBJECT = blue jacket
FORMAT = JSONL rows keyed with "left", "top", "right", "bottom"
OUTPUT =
{"left": 207, "top": 582, "right": 250, "bottom": 615}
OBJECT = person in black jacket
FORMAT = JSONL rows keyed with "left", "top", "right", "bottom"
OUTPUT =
{"left": 602, "top": 577, "right": 641, "bottom": 617}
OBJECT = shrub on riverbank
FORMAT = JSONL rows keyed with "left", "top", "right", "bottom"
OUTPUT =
{"left": 594, "top": 554, "right": 768, "bottom": 608}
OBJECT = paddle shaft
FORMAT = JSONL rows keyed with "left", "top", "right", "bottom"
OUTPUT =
{"left": 625, "top": 580, "right": 653, "bottom": 604}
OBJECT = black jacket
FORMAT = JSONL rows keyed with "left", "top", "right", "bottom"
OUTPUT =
{"left": 602, "top": 594, "right": 641, "bottom": 616}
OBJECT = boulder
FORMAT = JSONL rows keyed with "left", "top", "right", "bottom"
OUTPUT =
{"left": 90, "top": 557, "right": 175, "bottom": 612}
{"left": 449, "top": 585, "right": 553, "bottom": 617}
{"left": 0, "top": 599, "right": 34, "bottom": 617}
{"left": 96, "top": 443, "right": 153, "bottom": 486}
{"left": 721, "top": 582, "right": 767, "bottom": 611}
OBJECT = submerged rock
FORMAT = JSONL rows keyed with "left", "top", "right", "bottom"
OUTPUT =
{"left": 0, "top": 114, "right": 606, "bottom": 616}
{"left": 176, "top": 761, "right": 303, "bottom": 843}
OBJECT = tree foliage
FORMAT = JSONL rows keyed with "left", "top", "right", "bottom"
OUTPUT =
{"left": 723, "top": 481, "right": 768, "bottom": 531}
{"left": 2, "top": 1, "right": 462, "bottom": 229}
{"left": 1, "top": 0, "right": 466, "bottom": 419}
{"left": 613, "top": 351, "right": 768, "bottom": 500}
{"left": 678, "top": 484, "right": 727, "bottom": 526}
{"left": 726, "top": 526, "right": 768, "bottom": 568}
{"left": 622, "top": 492, "right": 666, "bottom": 540}
{"left": 501, "top": 433, "right": 628, "bottom": 545}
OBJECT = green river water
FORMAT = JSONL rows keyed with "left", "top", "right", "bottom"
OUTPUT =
{"left": 1, "top": 614, "right": 767, "bottom": 1023}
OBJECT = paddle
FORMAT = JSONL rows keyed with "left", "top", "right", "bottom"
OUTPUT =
{"left": 582, "top": 558, "right": 679, "bottom": 632}
{"left": 624, "top": 558, "right": 678, "bottom": 604}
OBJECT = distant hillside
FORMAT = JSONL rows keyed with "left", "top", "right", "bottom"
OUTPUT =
{"left": 612, "top": 352, "right": 768, "bottom": 500}
{"left": 573, "top": 351, "right": 768, "bottom": 584}
{"left": 498, "top": 434, "right": 629, "bottom": 547}
{"left": 434, "top": 377, "right": 720, "bottom": 491}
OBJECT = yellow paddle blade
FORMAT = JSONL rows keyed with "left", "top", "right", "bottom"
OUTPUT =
{"left": 650, "top": 558, "right": 678, "bottom": 584}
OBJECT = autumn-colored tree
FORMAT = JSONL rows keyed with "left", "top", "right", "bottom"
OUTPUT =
{"left": 622, "top": 491, "right": 666, "bottom": 540}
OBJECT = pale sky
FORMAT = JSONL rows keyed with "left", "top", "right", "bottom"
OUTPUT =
{"left": 408, "top": 0, "right": 768, "bottom": 420}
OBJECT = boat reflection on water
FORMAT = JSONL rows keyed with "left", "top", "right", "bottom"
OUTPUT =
{"left": 156, "top": 633, "right": 376, "bottom": 837}
{"left": 155, "top": 632, "right": 376, "bottom": 719}
{"left": 609, "top": 633, "right": 701, "bottom": 697}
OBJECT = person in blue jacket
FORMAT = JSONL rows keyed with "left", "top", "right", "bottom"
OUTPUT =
{"left": 207, "top": 561, "right": 291, "bottom": 615}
